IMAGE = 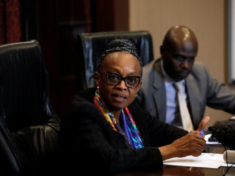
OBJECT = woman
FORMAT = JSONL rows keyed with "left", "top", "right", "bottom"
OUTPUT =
{"left": 57, "top": 39, "right": 210, "bottom": 176}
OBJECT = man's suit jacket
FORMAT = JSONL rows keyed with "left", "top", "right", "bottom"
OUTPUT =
{"left": 137, "top": 58, "right": 235, "bottom": 129}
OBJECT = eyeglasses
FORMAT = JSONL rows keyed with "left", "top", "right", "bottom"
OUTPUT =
{"left": 102, "top": 72, "right": 141, "bottom": 88}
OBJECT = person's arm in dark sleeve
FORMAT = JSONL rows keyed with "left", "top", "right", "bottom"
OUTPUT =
{"left": 57, "top": 99, "right": 166, "bottom": 176}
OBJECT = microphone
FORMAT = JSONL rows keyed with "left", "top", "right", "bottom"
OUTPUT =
{"left": 223, "top": 150, "right": 235, "bottom": 163}
{"left": 208, "top": 119, "right": 235, "bottom": 150}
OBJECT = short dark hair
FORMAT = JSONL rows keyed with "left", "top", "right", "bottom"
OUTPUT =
{"left": 96, "top": 39, "right": 143, "bottom": 76}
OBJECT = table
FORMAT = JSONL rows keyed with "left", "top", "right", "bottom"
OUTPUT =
{"left": 117, "top": 142, "right": 235, "bottom": 176}
{"left": 117, "top": 166, "right": 235, "bottom": 176}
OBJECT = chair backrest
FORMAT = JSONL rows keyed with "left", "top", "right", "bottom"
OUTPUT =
{"left": 75, "top": 30, "right": 154, "bottom": 90}
{"left": 0, "top": 40, "right": 61, "bottom": 175}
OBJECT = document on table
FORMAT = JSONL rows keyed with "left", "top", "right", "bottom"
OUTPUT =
{"left": 163, "top": 153, "right": 233, "bottom": 169}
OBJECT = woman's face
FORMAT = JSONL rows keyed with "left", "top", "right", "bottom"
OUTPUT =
{"left": 94, "top": 51, "right": 142, "bottom": 112}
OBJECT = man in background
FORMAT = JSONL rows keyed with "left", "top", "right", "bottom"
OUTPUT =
{"left": 137, "top": 25, "right": 235, "bottom": 131}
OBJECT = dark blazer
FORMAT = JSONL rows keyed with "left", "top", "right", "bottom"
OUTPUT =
{"left": 137, "top": 58, "right": 235, "bottom": 129}
{"left": 56, "top": 88, "right": 187, "bottom": 176}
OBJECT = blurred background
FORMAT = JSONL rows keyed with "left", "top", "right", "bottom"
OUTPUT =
{"left": 0, "top": 0, "right": 234, "bottom": 127}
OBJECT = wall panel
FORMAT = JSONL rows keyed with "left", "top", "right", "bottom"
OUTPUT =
{"left": 127, "top": 0, "right": 235, "bottom": 127}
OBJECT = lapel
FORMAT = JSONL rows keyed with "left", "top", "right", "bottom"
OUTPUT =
{"left": 152, "top": 59, "right": 166, "bottom": 122}
{"left": 185, "top": 74, "right": 201, "bottom": 129}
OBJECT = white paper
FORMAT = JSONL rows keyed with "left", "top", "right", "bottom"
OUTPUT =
{"left": 163, "top": 153, "right": 229, "bottom": 168}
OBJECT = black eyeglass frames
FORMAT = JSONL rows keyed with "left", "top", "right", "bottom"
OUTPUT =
{"left": 101, "top": 72, "right": 141, "bottom": 88}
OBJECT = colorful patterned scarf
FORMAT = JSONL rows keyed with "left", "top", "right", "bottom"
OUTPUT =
{"left": 94, "top": 89, "right": 144, "bottom": 149}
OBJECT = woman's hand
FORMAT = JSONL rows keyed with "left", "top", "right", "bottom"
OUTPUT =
{"left": 170, "top": 131, "right": 205, "bottom": 157}
{"left": 159, "top": 116, "right": 210, "bottom": 160}
{"left": 195, "top": 116, "right": 210, "bottom": 136}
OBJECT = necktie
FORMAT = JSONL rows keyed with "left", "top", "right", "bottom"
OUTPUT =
{"left": 174, "top": 81, "right": 194, "bottom": 132}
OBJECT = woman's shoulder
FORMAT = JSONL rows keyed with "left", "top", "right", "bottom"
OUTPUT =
{"left": 129, "top": 98, "right": 145, "bottom": 111}
{"left": 66, "top": 87, "right": 97, "bottom": 114}
{"left": 128, "top": 98, "right": 150, "bottom": 120}
{"left": 76, "top": 87, "right": 96, "bottom": 102}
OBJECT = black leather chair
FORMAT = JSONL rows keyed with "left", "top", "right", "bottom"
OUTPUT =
{"left": 0, "top": 40, "right": 61, "bottom": 176}
{"left": 75, "top": 30, "right": 155, "bottom": 91}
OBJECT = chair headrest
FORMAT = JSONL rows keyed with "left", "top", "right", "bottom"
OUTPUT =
{"left": 0, "top": 40, "right": 54, "bottom": 131}
{"left": 75, "top": 30, "right": 154, "bottom": 90}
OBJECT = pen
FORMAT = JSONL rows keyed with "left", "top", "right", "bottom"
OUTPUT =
{"left": 199, "top": 129, "right": 205, "bottom": 136}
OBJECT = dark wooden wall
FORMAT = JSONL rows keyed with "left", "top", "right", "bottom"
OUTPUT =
{"left": 22, "top": 0, "right": 115, "bottom": 119}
